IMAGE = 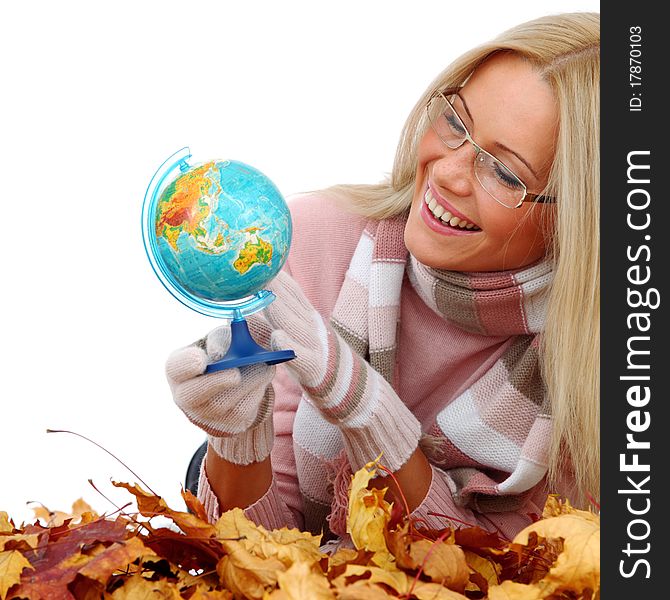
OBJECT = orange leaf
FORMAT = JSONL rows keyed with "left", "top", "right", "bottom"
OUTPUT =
{"left": 112, "top": 481, "right": 216, "bottom": 539}
{"left": 78, "top": 537, "right": 154, "bottom": 583}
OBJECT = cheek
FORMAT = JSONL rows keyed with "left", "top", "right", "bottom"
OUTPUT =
{"left": 416, "top": 130, "right": 443, "bottom": 173}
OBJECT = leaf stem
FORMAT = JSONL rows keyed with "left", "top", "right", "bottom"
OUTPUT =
{"left": 46, "top": 428, "right": 159, "bottom": 496}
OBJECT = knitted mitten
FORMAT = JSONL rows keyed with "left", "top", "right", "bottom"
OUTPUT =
{"left": 166, "top": 324, "right": 275, "bottom": 465}
{"left": 263, "top": 271, "right": 421, "bottom": 472}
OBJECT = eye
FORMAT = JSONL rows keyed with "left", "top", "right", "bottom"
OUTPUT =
{"left": 492, "top": 161, "right": 524, "bottom": 190}
{"left": 445, "top": 114, "right": 466, "bottom": 135}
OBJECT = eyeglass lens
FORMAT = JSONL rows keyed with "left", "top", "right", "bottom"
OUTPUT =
{"left": 427, "top": 94, "right": 528, "bottom": 208}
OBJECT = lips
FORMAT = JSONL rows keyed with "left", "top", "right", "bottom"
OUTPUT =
{"left": 420, "top": 185, "right": 481, "bottom": 235}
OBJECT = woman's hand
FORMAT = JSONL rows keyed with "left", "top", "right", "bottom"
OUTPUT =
{"left": 262, "top": 271, "right": 422, "bottom": 473}
{"left": 166, "top": 323, "right": 275, "bottom": 465}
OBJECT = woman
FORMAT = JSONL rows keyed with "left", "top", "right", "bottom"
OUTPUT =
{"left": 166, "top": 12, "right": 599, "bottom": 542}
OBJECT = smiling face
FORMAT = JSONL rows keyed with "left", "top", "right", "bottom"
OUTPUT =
{"left": 405, "top": 52, "right": 559, "bottom": 272}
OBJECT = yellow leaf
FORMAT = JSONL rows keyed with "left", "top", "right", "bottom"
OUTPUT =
{"left": 334, "top": 564, "right": 410, "bottom": 596}
{"left": 409, "top": 539, "right": 469, "bottom": 592}
{"left": 335, "top": 580, "right": 397, "bottom": 599}
{"left": 541, "top": 494, "right": 599, "bottom": 523}
{"left": 216, "top": 508, "right": 324, "bottom": 567}
{"left": 0, "top": 532, "right": 41, "bottom": 553}
{"left": 0, "top": 550, "right": 33, "bottom": 600}
{"left": 463, "top": 549, "right": 501, "bottom": 593}
{"left": 31, "top": 497, "right": 98, "bottom": 527}
{"left": 109, "top": 573, "right": 183, "bottom": 599}
{"left": 0, "top": 514, "right": 12, "bottom": 535}
{"left": 346, "top": 458, "right": 393, "bottom": 564}
{"left": 487, "top": 580, "right": 543, "bottom": 600}
{"left": 411, "top": 581, "right": 471, "bottom": 600}
{"left": 275, "top": 561, "right": 335, "bottom": 600}
{"left": 513, "top": 510, "right": 600, "bottom": 597}
{"left": 218, "top": 542, "right": 287, "bottom": 600}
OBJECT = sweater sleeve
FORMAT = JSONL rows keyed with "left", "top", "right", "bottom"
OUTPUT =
{"left": 195, "top": 362, "right": 306, "bottom": 530}
{"left": 409, "top": 465, "right": 545, "bottom": 541}
{"left": 197, "top": 455, "right": 300, "bottom": 529}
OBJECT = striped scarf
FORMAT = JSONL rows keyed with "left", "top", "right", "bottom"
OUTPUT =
{"left": 329, "top": 213, "right": 554, "bottom": 513}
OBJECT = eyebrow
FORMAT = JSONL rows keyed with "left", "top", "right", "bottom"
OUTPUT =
{"left": 455, "top": 92, "right": 540, "bottom": 180}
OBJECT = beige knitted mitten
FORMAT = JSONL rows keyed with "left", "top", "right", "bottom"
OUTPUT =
{"left": 262, "top": 271, "right": 421, "bottom": 472}
{"left": 166, "top": 324, "right": 275, "bottom": 465}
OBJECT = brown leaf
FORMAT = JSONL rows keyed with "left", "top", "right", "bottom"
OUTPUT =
{"left": 78, "top": 537, "right": 154, "bottom": 583}
{"left": 0, "top": 550, "right": 33, "bottom": 600}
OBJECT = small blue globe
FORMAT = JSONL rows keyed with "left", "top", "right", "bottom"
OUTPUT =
{"left": 143, "top": 149, "right": 292, "bottom": 319}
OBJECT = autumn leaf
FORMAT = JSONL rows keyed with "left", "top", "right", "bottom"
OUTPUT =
{"left": 0, "top": 466, "right": 599, "bottom": 599}
{"left": 112, "top": 480, "right": 217, "bottom": 539}
{"left": 0, "top": 550, "right": 33, "bottom": 600}
{"left": 513, "top": 507, "right": 600, "bottom": 597}
{"left": 333, "top": 579, "right": 397, "bottom": 599}
{"left": 408, "top": 538, "right": 469, "bottom": 591}
{"left": 31, "top": 498, "right": 98, "bottom": 528}
{"left": 275, "top": 560, "right": 335, "bottom": 599}
{"left": 109, "top": 572, "right": 183, "bottom": 599}
{"left": 463, "top": 549, "right": 501, "bottom": 594}
{"left": 346, "top": 457, "right": 394, "bottom": 564}
{"left": 487, "top": 579, "right": 543, "bottom": 600}
{"left": 78, "top": 537, "right": 155, "bottom": 584}
{"left": 0, "top": 515, "right": 13, "bottom": 536}
{"left": 217, "top": 542, "right": 287, "bottom": 600}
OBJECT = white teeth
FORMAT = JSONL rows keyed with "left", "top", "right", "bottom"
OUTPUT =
{"left": 424, "top": 188, "right": 479, "bottom": 230}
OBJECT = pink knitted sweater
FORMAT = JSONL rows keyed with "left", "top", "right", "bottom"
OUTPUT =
{"left": 198, "top": 192, "right": 567, "bottom": 540}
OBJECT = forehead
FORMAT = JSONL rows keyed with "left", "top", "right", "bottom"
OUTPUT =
{"left": 459, "top": 53, "right": 558, "bottom": 172}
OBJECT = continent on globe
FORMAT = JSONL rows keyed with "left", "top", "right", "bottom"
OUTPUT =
{"left": 155, "top": 161, "right": 219, "bottom": 252}
{"left": 234, "top": 227, "right": 274, "bottom": 275}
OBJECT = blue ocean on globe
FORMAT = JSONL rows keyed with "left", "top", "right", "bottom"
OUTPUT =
{"left": 153, "top": 159, "right": 292, "bottom": 303}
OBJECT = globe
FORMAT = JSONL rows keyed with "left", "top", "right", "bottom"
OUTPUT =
{"left": 142, "top": 147, "right": 295, "bottom": 371}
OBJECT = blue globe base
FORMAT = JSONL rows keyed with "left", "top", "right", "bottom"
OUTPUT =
{"left": 205, "top": 318, "right": 296, "bottom": 373}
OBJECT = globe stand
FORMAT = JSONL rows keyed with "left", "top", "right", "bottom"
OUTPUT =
{"left": 205, "top": 315, "right": 295, "bottom": 373}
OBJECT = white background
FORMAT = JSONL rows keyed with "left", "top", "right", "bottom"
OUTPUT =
{"left": 1, "top": 0, "right": 599, "bottom": 524}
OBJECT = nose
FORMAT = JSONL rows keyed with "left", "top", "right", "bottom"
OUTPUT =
{"left": 431, "top": 140, "right": 477, "bottom": 198}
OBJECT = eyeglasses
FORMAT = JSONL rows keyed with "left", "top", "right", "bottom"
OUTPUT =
{"left": 425, "top": 89, "right": 555, "bottom": 209}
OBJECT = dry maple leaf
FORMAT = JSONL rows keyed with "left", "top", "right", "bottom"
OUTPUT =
{"left": 108, "top": 572, "right": 184, "bottom": 599}
{"left": 512, "top": 508, "right": 600, "bottom": 598}
{"left": 274, "top": 560, "right": 335, "bottom": 599}
{"left": 487, "top": 579, "right": 543, "bottom": 600}
{"left": 346, "top": 457, "right": 394, "bottom": 565}
{"left": 0, "top": 515, "right": 13, "bottom": 536}
{"left": 0, "top": 550, "right": 33, "bottom": 600}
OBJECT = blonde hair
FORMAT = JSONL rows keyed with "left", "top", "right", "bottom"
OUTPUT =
{"left": 325, "top": 12, "right": 600, "bottom": 508}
